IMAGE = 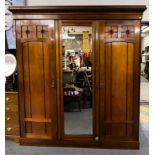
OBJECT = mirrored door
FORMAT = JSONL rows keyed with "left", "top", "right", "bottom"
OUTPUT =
{"left": 61, "top": 22, "right": 94, "bottom": 136}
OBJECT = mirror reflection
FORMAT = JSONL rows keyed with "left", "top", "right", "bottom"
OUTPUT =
{"left": 62, "top": 26, "right": 93, "bottom": 135}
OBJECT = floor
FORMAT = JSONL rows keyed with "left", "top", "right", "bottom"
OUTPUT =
{"left": 140, "top": 76, "right": 149, "bottom": 102}
{"left": 5, "top": 115, "right": 149, "bottom": 155}
{"left": 65, "top": 109, "right": 92, "bottom": 134}
{"left": 5, "top": 76, "right": 149, "bottom": 155}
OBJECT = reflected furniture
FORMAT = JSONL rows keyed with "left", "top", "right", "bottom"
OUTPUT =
{"left": 63, "top": 87, "right": 82, "bottom": 112}
{"left": 9, "top": 5, "right": 146, "bottom": 149}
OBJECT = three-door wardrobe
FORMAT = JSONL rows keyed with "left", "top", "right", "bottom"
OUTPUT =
{"left": 9, "top": 5, "right": 146, "bottom": 149}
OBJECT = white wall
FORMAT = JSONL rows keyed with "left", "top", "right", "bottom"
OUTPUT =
{"left": 26, "top": 0, "right": 149, "bottom": 21}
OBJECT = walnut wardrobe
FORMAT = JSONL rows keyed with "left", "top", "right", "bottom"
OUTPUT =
{"left": 9, "top": 6, "right": 146, "bottom": 149}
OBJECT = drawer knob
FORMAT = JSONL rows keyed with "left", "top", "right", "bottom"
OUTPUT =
{"left": 6, "top": 117, "right": 11, "bottom": 121}
{"left": 6, "top": 107, "right": 10, "bottom": 111}
{"left": 95, "top": 137, "right": 99, "bottom": 141}
{"left": 6, "top": 127, "right": 12, "bottom": 132}
{"left": 6, "top": 97, "right": 10, "bottom": 101}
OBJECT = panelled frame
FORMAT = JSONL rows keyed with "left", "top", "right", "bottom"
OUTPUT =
{"left": 97, "top": 20, "right": 141, "bottom": 149}
{"left": 10, "top": 6, "right": 146, "bottom": 149}
{"left": 99, "top": 20, "right": 140, "bottom": 139}
{"left": 57, "top": 20, "right": 99, "bottom": 142}
{"left": 16, "top": 20, "right": 58, "bottom": 140}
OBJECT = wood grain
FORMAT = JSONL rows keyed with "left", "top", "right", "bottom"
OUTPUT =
{"left": 12, "top": 6, "right": 144, "bottom": 148}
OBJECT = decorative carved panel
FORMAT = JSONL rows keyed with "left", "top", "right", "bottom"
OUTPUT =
{"left": 21, "top": 25, "right": 34, "bottom": 38}
{"left": 121, "top": 25, "right": 134, "bottom": 38}
{"left": 17, "top": 25, "right": 49, "bottom": 39}
{"left": 105, "top": 25, "right": 118, "bottom": 38}
{"left": 37, "top": 25, "right": 49, "bottom": 38}
{"left": 104, "top": 24, "right": 135, "bottom": 39}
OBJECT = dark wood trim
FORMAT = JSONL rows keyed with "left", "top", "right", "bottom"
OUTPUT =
{"left": 9, "top": 6, "right": 146, "bottom": 20}
{"left": 93, "top": 20, "right": 100, "bottom": 140}
{"left": 11, "top": 6, "right": 144, "bottom": 149}
{"left": 60, "top": 20, "right": 97, "bottom": 141}
{"left": 11, "top": 14, "right": 144, "bottom": 20}
{"left": 9, "top": 6, "right": 146, "bottom": 14}
{"left": 99, "top": 20, "right": 105, "bottom": 138}
{"left": 55, "top": 20, "right": 61, "bottom": 140}
{"left": 58, "top": 20, "right": 64, "bottom": 140}
{"left": 61, "top": 20, "right": 93, "bottom": 26}
{"left": 133, "top": 20, "right": 141, "bottom": 141}
{"left": 16, "top": 37, "right": 26, "bottom": 138}
{"left": 19, "top": 138, "right": 139, "bottom": 149}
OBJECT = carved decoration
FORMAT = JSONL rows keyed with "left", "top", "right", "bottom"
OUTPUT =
{"left": 37, "top": 25, "right": 49, "bottom": 38}
{"left": 104, "top": 24, "right": 135, "bottom": 39}
{"left": 121, "top": 25, "right": 134, "bottom": 38}
{"left": 17, "top": 25, "right": 49, "bottom": 39}
{"left": 21, "top": 25, "right": 34, "bottom": 38}
{"left": 105, "top": 25, "right": 118, "bottom": 38}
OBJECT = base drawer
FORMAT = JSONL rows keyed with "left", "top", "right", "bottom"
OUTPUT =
{"left": 6, "top": 124, "right": 19, "bottom": 135}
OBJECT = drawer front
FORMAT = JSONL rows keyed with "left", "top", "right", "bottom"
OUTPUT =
{"left": 5, "top": 113, "right": 19, "bottom": 124}
{"left": 5, "top": 124, "right": 19, "bottom": 136}
{"left": 5, "top": 93, "right": 18, "bottom": 104}
{"left": 5, "top": 103, "right": 18, "bottom": 113}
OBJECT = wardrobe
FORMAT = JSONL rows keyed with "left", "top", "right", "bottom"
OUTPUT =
{"left": 9, "top": 6, "right": 146, "bottom": 149}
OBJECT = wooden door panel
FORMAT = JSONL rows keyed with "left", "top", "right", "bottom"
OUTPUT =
{"left": 23, "top": 41, "right": 53, "bottom": 136}
{"left": 22, "top": 42, "right": 32, "bottom": 133}
{"left": 43, "top": 42, "right": 53, "bottom": 136}
{"left": 99, "top": 20, "right": 137, "bottom": 139}
{"left": 126, "top": 43, "right": 134, "bottom": 137}
{"left": 111, "top": 42, "right": 127, "bottom": 136}
{"left": 28, "top": 42, "right": 45, "bottom": 119}
{"left": 111, "top": 42, "right": 127, "bottom": 122}
{"left": 103, "top": 42, "right": 134, "bottom": 138}
{"left": 105, "top": 43, "right": 111, "bottom": 122}
{"left": 16, "top": 20, "right": 57, "bottom": 140}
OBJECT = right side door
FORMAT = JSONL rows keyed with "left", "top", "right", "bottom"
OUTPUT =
{"left": 99, "top": 20, "right": 141, "bottom": 143}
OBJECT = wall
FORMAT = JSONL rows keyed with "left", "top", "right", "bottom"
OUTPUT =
{"left": 26, "top": 0, "right": 149, "bottom": 21}
{"left": 14, "top": 0, "right": 26, "bottom": 5}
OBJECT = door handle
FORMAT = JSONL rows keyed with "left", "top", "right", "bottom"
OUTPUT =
{"left": 51, "top": 80, "right": 55, "bottom": 88}
{"left": 100, "top": 82, "right": 104, "bottom": 88}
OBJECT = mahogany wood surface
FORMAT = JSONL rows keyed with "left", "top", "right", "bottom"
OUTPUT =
{"left": 16, "top": 20, "right": 57, "bottom": 140}
{"left": 10, "top": 6, "right": 145, "bottom": 149}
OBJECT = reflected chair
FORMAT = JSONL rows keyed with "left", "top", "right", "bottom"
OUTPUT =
{"left": 63, "top": 87, "right": 83, "bottom": 112}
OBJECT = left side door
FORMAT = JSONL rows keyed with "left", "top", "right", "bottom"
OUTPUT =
{"left": 16, "top": 20, "right": 57, "bottom": 142}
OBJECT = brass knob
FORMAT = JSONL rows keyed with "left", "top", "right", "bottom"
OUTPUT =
{"left": 6, "top": 127, "right": 12, "bottom": 132}
{"left": 6, "top": 117, "right": 11, "bottom": 121}
{"left": 6, "top": 97, "right": 9, "bottom": 101}
{"left": 95, "top": 137, "right": 99, "bottom": 141}
{"left": 6, "top": 107, "right": 10, "bottom": 111}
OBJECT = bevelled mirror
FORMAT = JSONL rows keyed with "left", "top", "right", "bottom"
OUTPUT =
{"left": 61, "top": 24, "right": 93, "bottom": 135}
